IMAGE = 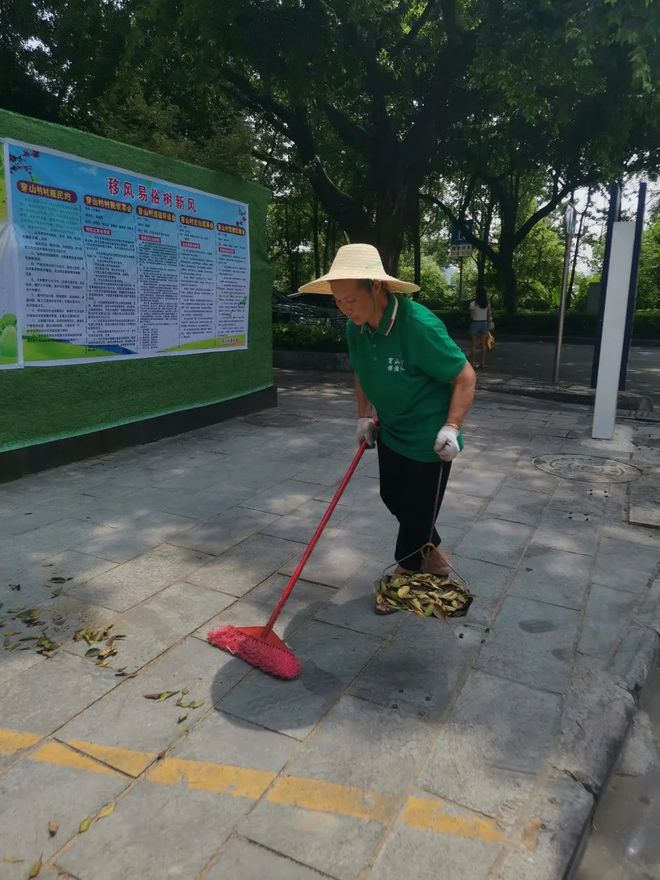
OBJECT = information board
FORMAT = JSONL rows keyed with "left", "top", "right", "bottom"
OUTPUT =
{"left": 2, "top": 140, "right": 251, "bottom": 365}
{"left": 0, "top": 149, "right": 20, "bottom": 369}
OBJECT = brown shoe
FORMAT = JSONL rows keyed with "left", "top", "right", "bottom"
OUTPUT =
{"left": 421, "top": 543, "right": 452, "bottom": 577}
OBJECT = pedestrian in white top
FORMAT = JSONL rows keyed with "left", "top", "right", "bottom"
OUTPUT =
{"left": 468, "top": 285, "right": 493, "bottom": 369}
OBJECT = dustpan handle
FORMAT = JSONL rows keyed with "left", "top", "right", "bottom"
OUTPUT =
{"left": 260, "top": 428, "right": 375, "bottom": 638}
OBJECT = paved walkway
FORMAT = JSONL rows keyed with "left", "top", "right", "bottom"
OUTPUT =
{"left": 467, "top": 340, "right": 660, "bottom": 407}
{"left": 1, "top": 370, "right": 659, "bottom": 879}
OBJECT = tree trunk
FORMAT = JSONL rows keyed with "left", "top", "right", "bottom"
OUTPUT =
{"left": 412, "top": 193, "right": 421, "bottom": 299}
{"left": 478, "top": 197, "right": 495, "bottom": 287}
{"left": 567, "top": 187, "right": 592, "bottom": 308}
{"left": 496, "top": 202, "right": 519, "bottom": 312}
{"left": 323, "top": 216, "right": 332, "bottom": 272}
{"left": 329, "top": 219, "right": 337, "bottom": 266}
{"left": 292, "top": 217, "right": 302, "bottom": 291}
{"left": 312, "top": 195, "right": 321, "bottom": 278}
{"left": 284, "top": 203, "right": 295, "bottom": 291}
{"left": 498, "top": 255, "right": 518, "bottom": 314}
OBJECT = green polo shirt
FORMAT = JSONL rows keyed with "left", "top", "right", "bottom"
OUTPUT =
{"left": 346, "top": 294, "right": 467, "bottom": 463}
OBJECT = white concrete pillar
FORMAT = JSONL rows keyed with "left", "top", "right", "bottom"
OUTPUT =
{"left": 592, "top": 221, "right": 636, "bottom": 440}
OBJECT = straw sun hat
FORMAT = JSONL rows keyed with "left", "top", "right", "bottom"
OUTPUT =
{"left": 298, "top": 243, "right": 420, "bottom": 295}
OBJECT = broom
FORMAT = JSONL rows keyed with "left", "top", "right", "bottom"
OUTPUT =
{"left": 208, "top": 435, "right": 372, "bottom": 679}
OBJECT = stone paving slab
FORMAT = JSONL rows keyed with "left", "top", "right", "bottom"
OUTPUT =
{"left": 449, "top": 553, "right": 514, "bottom": 626}
{"left": 186, "top": 533, "right": 301, "bottom": 596}
{"left": 218, "top": 621, "right": 382, "bottom": 740}
{"left": 56, "top": 638, "right": 248, "bottom": 768}
{"left": 206, "top": 837, "right": 334, "bottom": 880}
{"left": 283, "top": 694, "right": 435, "bottom": 794}
{"left": 369, "top": 793, "right": 502, "bottom": 880}
{"left": 476, "top": 595, "right": 580, "bottom": 692}
{"left": 577, "top": 584, "right": 639, "bottom": 659}
{"left": 63, "top": 543, "right": 212, "bottom": 611}
{"left": 314, "top": 563, "right": 403, "bottom": 638}
{"left": 508, "top": 544, "right": 592, "bottom": 610}
{"left": 532, "top": 506, "right": 602, "bottom": 556}
{"left": 65, "top": 524, "right": 164, "bottom": 565}
{"left": 195, "top": 576, "right": 336, "bottom": 644}
{"left": 7, "top": 518, "right": 102, "bottom": 561}
{"left": 170, "top": 707, "right": 298, "bottom": 773}
{"left": 167, "top": 508, "right": 277, "bottom": 557}
{"left": 278, "top": 530, "right": 390, "bottom": 588}
{"left": 240, "top": 479, "right": 328, "bottom": 516}
{"left": 348, "top": 616, "right": 482, "bottom": 720}
{"left": 56, "top": 778, "right": 251, "bottom": 880}
{"left": 591, "top": 536, "right": 659, "bottom": 593}
{"left": 419, "top": 671, "right": 563, "bottom": 822}
{"left": 0, "top": 651, "right": 118, "bottom": 744}
{"left": 240, "top": 799, "right": 386, "bottom": 880}
{"left": 0, "top": 757, "right": 128, "bottom": 879}
{"left": 454, "top": 517, "right": 534, "bottom": 567}
{"left": 258, "top": 498, "right": 351, "bottom": 544}
{"left": 483, "top": 484, "right": 552, "bottom": 526}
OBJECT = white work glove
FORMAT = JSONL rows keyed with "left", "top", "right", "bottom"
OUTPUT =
{"left": 356, "top": 417, "right": 377, "bottom": 448}
{"left": 434, "top": 425, "right": 460, "bottom": 461}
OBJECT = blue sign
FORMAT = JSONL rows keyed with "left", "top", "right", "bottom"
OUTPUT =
{"left": 450, "top": 219, "right": 474, "bottom": 245}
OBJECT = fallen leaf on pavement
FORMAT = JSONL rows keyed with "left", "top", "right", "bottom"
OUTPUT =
{"left": 28, "top": 854, "right": 42, "bottom": 877}
{"left": 96, "top": 803, "right": 115, "bottom": 820}
{"left": 79, "top": 817, "right": 92, "bottom": 833}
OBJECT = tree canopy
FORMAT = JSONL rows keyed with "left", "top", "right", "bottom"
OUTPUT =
{"left": 3, "top": 0, "right": 660, "bottom": 310}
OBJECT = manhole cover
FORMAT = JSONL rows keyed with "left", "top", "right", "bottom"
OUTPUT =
{"left": 533, "top": 454, "right": 642, "bottom": 484}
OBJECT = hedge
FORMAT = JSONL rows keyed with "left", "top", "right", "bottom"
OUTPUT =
{"left": 273, "top": 323, "right": 347, "bottom": 352}
{"left": 274, "top": 309, "right": 660, "bottom": 351}
{"left": 431, "top": 309, "right": 660, "bottom": 338}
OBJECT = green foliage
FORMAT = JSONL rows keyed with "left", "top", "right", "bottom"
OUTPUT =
{"left": 273, "top": 322, "right": 346, "bottom": 352}
{"left": 431, "top": 309, "right": 660, "bottom": 339}
{"left": 513, "top": 221, "right": 565, "bottom": 309}
{"left": 0, "top": 323, "right": 18, "bottom": 357}
{"left": 5, "top": 0, "right": 660, "bottom": 315}
{"left": 398, "top": 254, "right": 451, "bottom": 303}
{"left": 98, "top": 86, "right": 255, "bottom": 179}
{"left": 0, "top": 312, "right": 17, "bottom": 331}
{"left": 274, "top": 308, "right": 660, "bottom": 352}
{"left": 637, "top": 219, "right": 660, "bottom": 310}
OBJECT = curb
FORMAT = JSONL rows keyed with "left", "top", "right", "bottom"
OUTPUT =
{"left": 492, "top": 572, "right": 660, "bottom": 880}
{"left": 503, "top": 622, "right": 660, "bottom": 879}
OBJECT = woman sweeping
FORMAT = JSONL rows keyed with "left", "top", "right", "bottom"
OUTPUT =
{"left": 299, "top": 244, "right": 477, "bottom": 614}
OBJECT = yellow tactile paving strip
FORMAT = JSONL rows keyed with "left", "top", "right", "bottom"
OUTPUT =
{"left": 1, "top": 726, "right": 533, "bottom": 849}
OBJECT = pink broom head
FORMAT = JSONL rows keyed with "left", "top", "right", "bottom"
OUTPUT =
{"left": 208, "top": 625, "right": 303, "bottom": 680}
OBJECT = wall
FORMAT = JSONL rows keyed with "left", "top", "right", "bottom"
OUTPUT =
{"left": 0, "top": 110, "right": 272, "bottom": 453}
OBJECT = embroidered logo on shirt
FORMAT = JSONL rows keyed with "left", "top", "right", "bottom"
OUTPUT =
{"left": 387, "top": 357, "right": 406, "bottom": 373}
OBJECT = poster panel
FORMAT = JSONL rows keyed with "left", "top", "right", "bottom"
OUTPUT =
{"left": 0, "top": 147, "right": 21, "bottom": 369}
{"left": 4, "top": 140, "right": 250, "bottom": 366}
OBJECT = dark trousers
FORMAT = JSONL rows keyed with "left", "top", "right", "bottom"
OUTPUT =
{"left": 377, "top": 439, "right": 452, "bottom": 570}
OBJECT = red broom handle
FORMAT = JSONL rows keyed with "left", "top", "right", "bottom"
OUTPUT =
{"left": 260, "top": 435, "right": 372, "bottom": 639}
